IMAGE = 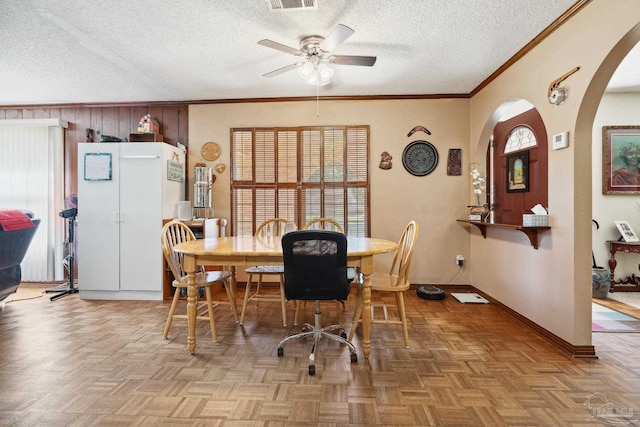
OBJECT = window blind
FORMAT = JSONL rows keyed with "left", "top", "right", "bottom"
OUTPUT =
{"left": 231, "top": 125, "right": 370, "bottom": 236}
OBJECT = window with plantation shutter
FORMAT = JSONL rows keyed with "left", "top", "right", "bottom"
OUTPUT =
{"left": 231, "top": 125, "right": 370, "bottom": 236}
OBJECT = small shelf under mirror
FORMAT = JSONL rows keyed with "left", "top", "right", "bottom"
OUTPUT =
{"left": 457, "top": 220, "right": 550, "bottom": 249}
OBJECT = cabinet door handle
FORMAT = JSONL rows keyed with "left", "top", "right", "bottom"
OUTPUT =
{"left": 120, "top": 155, "right": 160, "bottom": 159}
{"left": 113, "top": 212, "right": 120, "bottom": 223}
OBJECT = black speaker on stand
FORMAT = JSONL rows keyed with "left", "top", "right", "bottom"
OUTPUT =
{"left": 47, "top": 207, "right": 79, "bottom": 301}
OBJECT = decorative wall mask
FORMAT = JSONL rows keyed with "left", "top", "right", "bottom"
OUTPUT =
{"left": 447, "top": 149, "right": 462, "bottom": 176}
{"left": 379, "top": 151, "right": 392, "bottom": 170}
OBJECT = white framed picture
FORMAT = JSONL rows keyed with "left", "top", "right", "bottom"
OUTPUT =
{"left": 615, "top": 220, "right": 640, "bottom": 242}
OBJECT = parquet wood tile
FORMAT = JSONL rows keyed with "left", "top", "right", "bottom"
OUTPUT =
{"left": 1, "top": 284, "right": 639, "bottom": 426}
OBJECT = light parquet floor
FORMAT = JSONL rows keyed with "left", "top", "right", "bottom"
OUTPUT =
{"left": 0, "top": 284, "right": 638, "bottom": 426}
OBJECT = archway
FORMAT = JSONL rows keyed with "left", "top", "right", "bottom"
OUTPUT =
{"left": 467, "top": 11, "right": 640, "bottom": 355}
{"left": 576, "top": 23, "right": 640, "bottom": 338}
{"left": 473, "top": 99, "right": 546, "bottom": 223}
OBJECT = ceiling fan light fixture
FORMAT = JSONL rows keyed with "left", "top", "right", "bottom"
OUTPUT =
{"left": 317, "top": 62, "right": 334, "bottom": 81}
{"left": 305, "top": 70, "right": 320, "bottom": 85}
{"left": 298, "top": 62, "right": 315, "bottom": 79}
{"left": 299, "top": 61, "right": 333, "bottom": 86}
{"left": 259, "top": 24, "right": 373, "bottom": 86}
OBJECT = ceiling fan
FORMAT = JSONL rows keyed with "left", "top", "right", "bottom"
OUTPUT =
{"left": 258, "top": 24, "right": 376, "bottom": 86}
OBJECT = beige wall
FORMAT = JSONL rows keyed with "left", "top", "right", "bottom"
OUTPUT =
{"left": 592, "top": 93, "right": 640, "bottom": 277}
{"left": 189, "top": 0, "right": 640, "bottom": 348}
{"left": 469, "top": 0, "right": 640, "bottom": 346}
{"left": 189, "top": 99, "right": 470, "bottom": 284}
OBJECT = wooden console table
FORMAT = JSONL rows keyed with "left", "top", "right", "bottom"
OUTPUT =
{"left": 607, "top": 240, "right": 640, "bottom": 292}
{"left": 457, "top": 220, "right": 550, "bottom": 249}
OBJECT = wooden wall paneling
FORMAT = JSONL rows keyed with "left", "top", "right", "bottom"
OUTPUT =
{"left": 118, "top": 107, "right": 131, "bottom": 141}
{"left": 33, "top": 108, "right": 52, "bottom": 119}
{"left": 1, "top": 102, "right": 188, "bottom": 200}
{"left": 148, "top": 105, "right": 164, "bottom": 141}
{"left": 72, "top": 108, "right": 92, "bottom": 197}
{"left": 178, "top": 105, "right": 189, "bottom": 196}
{"left": 178, "top": 105, "right": 188, "bottom": 147}
{"left": 75, "top": 108, "right": 92, "bottom": 143}
{"left": 160, "top": 106, "right": 179, "bottom": 146}
{"left": 61, "top": 108, "right": 78, "bottom": 197}
{"left": 130, "top": 106, "right": 148, "bottom": 136}
{"left": 101, "top": 108, "right": 119, "bottom": 141}
{"left": 90, "top": 108, "right": 104, "bottom": 142}
{"left": 5, "top": 109, "right": 22, "bottom": 120}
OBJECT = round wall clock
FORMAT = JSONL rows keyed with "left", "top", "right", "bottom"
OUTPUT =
{"left": 402, "top": 140, "right": 439, "bottom": 176}
{"left": 201, "top": 141, "right": 221, "bottom": 161}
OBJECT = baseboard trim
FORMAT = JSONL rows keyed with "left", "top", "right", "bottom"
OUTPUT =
{"left": 413, "top": 284, "right": 597, "bottom": 359}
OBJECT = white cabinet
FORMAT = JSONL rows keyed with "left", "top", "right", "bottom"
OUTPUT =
{"left": 77, "top": 143, "right": 184, "bottom": 300}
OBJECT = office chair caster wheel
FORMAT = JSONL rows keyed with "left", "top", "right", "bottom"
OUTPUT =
{"left": 277, "top": 347, "right": 284, "bottom": 357}
{"left": 350, "top": 353, "right": 358, "bottom": 363}
{"left": 308, "top": 365, "right": 315, "bottom": 375}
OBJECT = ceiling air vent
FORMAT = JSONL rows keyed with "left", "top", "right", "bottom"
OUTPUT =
{"left": 265, "top": 0, "right": 317, "bottom": 11}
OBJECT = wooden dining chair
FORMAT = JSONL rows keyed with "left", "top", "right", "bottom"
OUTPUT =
{"left": 161, "top": 220, "right": 238, "bottom": 342}
{"left": 348, "top": 220, "right": 418, "bottom": 348}
{"left": 303, "top": 218, "right": 344, "bottom": 234}
{"left": 294, "top": 218, "right": 347, "bottom": 325}
{"left": 240, "top": 218, "right": 294, "bottom": 326}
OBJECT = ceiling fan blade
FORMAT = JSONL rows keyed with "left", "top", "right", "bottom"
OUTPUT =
{"left": 258, "top": 39, "right": 302, "bottom": 56}
{"left": 262, "top": 62, "right": 302, "bottom": 78}
{"left": 330, "top": 55, "right": 377, "bottom": 66}
{"left": 319, "top": 24, "right": 354, "bottom": 52}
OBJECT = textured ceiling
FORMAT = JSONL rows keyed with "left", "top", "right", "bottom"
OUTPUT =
{"left": 0, "top": 0, "right": 635, "bottom": 106}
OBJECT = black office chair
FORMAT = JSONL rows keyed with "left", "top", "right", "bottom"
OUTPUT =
{"left": 277, "top": 230, "right": 357, "bottom": 375}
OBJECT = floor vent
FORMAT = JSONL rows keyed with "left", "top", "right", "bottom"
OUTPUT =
{"left": 265, "top": 0, "right": 317, "bottom": 11}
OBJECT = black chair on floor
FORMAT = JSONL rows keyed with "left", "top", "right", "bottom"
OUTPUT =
{"left": 277, "top": 230, "right": 357, "bottom": 375}
{"left": 0, "top": 210, "right": 40, "bottom": 305}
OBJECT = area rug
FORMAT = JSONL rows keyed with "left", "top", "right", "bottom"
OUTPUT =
{"left": 592, "top": 302, "right": 640, "bottom": 332}
{"left": 606, "top": 291, "right": 640, "bottom": 309}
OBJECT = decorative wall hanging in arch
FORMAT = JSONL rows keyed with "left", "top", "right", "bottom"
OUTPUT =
{"left": 547, "top": 66, "right": 580, "bottom": 106}
{"left": 402, "top": 140, "right": 438, "bottom": 176}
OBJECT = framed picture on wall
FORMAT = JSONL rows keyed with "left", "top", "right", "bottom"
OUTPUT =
{"left": 603, "top": 125, "right": 640, "bottom": 194}
{"left": 506, "top": 150, "right": 529, "bottom": 193}
{"left": 614, "top": 220, "right": 640, "bottom": 242}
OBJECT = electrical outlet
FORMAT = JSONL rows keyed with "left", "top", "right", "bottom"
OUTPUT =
{"left": 456, "top": 255, "right": 464, "bottom": 267}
